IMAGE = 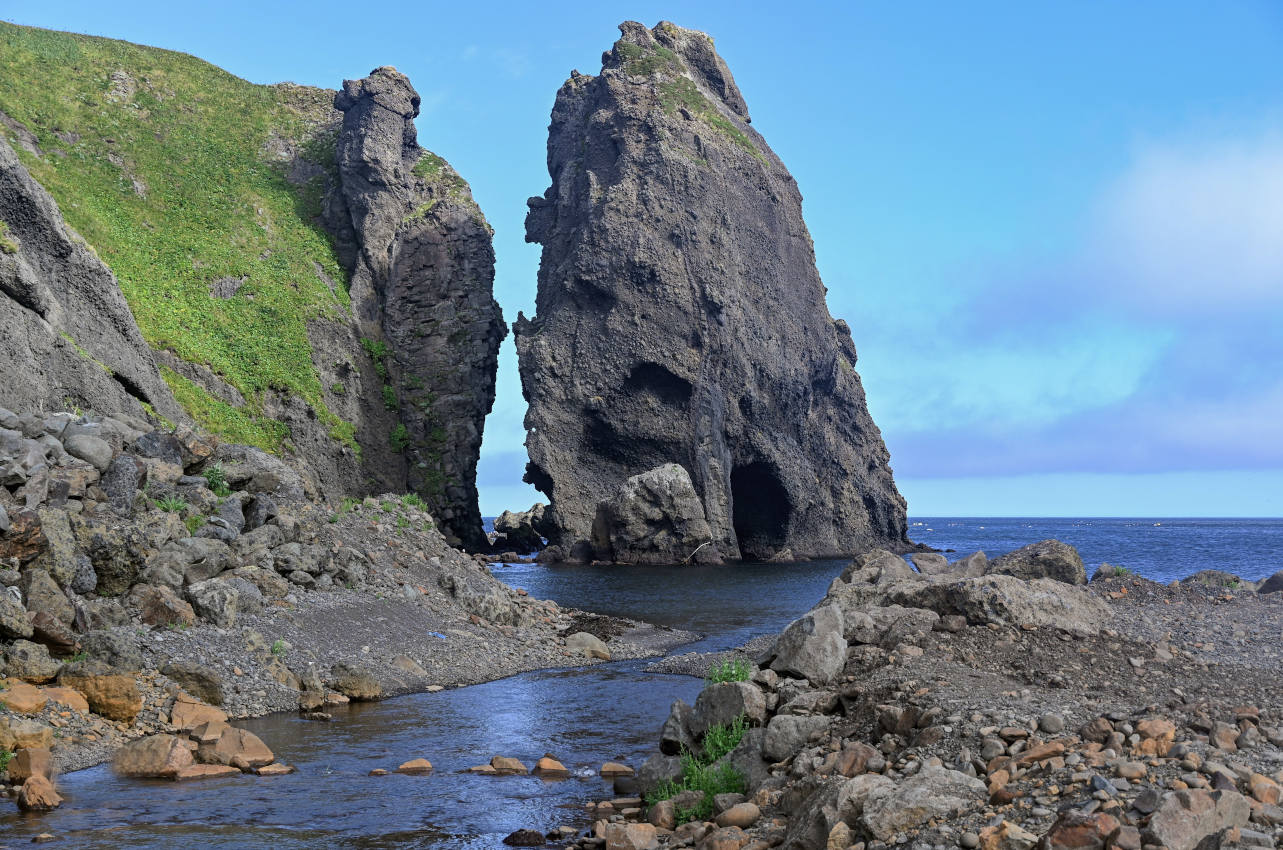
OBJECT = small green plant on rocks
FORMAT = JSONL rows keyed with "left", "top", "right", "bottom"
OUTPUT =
{"left": 380, "top": 500, "right": 397, "bottom": 513}
{"left": 389, "top": 423, "right": 410, "bottom": 452}
{"left": 1105, "top": 564, "right": 1130, "bottom": 577}
{"left": 270, "top": 639, "right": 286, "bottom": 657}
{"left": 184, "top": 515, "right": 205, "bottom": 535}
{"left": 400, "top": 492, "right": 427, "bottom": 511}
{"left": 0, "top": 219, "right": 18, "bottom": 254}
{"left": 154, "top": 495, "right": 188, "bottom": 513}
{"left": 0, "top": 750, "right": 13, "bottom": 774}
{"left": 202, "top": 462, "right": 231, "bottom": 497}
{"left": 644, "top": 715, "right": 748, "bottom": 824}
{"left": 706, "top": 658, "right": 752, "bottom": 684}
{"left": 381, "top": 384, "right": 398, "bottom": 410}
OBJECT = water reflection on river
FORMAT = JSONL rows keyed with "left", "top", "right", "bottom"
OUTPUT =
{"left": 0, "top": 560, "right": 847, "bottom": 848}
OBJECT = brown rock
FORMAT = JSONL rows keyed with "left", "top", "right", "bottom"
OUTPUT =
{"left": 1016, "top": 740, "right": 1065, "bottom": 766}
{"left": 467, "top": 764, "right": 498, "bottom": 775}
{"left": 1143, "top": 789, "right": 1251, "bottom": 850}
{"left": 714, "top": 802, "right": 760, "bottom": 829}
{"left": 0, "top": 679, "right": 48, "bottom": 714}
{"left": 397, "top": 758, "right": 434, "bottom": 775}
{"left": 601, "top": 761, "right": 635, "bottom": 777}
{"left": 255, "top": 763, "right": 295, "bottom": 776}
{"left": 58, "top": 662, "right": 142, "bottom": 723}
{"left": 137, "top": 584, "right": 197, "bottom": 628}
{"left": 189, "top": 720, "right": 230, "bottom": 744}
{"left": 175, "top": 764, "right": 241, "bottom": 781}
{"left": 532, "top": 756, "right": 569, "bottom": 777}
{"left": 1249, "top": 773, "right": 1281, "bottom": 805}
{"left": 490, "top": 756, "right": 529, "bottom": 775}
{"left": 17, "top": 774, "right": 62, "bottom": 811}
{"left": 114, "top": 734, "right": 195, "bottom": 778}
{"left": 1211, "top": 721, "right": 1239, "bottom": 751}
{"left": 978, "top": 820, "right": 1039, "bottom": 850}
{"left": 835, "top": 741, "right": 879, "bottom": 777}
{"left": 0, "top": 717, "right": 54, "bottom": 750}
{"left": 605, "top": 822, "right": 659, "bottom": 850}
{"left": 648, "top": 799, "right": 676, "bottom": 830}
{"left": 170, "top": 693, "right": 228, "bottom": 731}
{"left": 1040, "top": 810, "right": 1120, "bottom": 849}
{"left": 8, "top": 747, "right": 54, "bottom": 784}
{"left": 29, "top": 611, "right": 77, "bottom": 656}
{"left": 0, "top": 508, "right": 46, "bottom": 563}
{"left": 696, "top": 826, "right": 747, "bottom": 850}
{"left": 196, "top": 726, "right": 275, "bottom": 772}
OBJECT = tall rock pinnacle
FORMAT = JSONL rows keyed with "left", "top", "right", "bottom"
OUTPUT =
{"left": 326, "top": 67, "right": 506, "bottom": 549}
{"left": 516, "top": 22, "right": 910, "bottom": 562}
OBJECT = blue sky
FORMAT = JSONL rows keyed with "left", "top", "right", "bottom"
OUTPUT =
{"left": 7, "top": 1, "right": 1283, "bottom": 517}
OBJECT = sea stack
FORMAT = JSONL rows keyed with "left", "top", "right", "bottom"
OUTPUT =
{"left": 515, "top": 21, "right": 910, "bottom": 563}
{"left": 325, "top": 67, "right": 507, "bottom": 550}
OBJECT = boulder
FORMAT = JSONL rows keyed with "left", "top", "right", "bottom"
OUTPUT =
{"left": 8, "top": 746, "right": 54, "bottom": 784}
{"left": 29, "top": 609, "right": 77, "bottom": 654}
{"left": 489, "top": 756, "right": 529, "bottom": 775}
{"left": 195, "top": 726, "right": 275, "bottom": 771}
{"left": 987, "top": 539, "right": 1086, "bottom": 585}
{"left": 911, "top": 553, "right": 950, "bottom": 575}
{"left": 134, "top": 583, "right": 197, "bottom": 627}
{"left": 3, "top": 639, "right": 61, "bottom": 683}
{"left": 1142, "top": 789, "right": 1250, "bottom": 850}
{"left": 533, "top": 756, "right": 569, "bottom": 777}
{"left": 75, "top": 519, "right": 146, "bottom": 596}
{"left": 114, "top": 733, "right": 194, "bottom": 778}
{"left": 63, "top": 434, "right": 113, "bottom": 471}
{"left": 565, "top": 631, "right": 611, "bottom": 659}
{"left": 493, "top": 503, "right": 547, "bottom": 553}
{"left": 161, "top": 661, "right": 225, "bottom": 706}
{"left": 0, "top": 507, "right": 46, "bottom": 562}
{"left": 133, "top": 431, "right": 185, "bottom": 466}
{"left": 692, "top": 681, "right": 767, "bottom": 737}
{"left": 0, "top": 679, "right": 48, "bottom": 714}
{"left": 842, "top": 766, "right": 986, "bottom": 842}
{"left": 175, "top": 764, "right": 241, "bottom": 781}
{"left": 80, "top": 630, "right": 145, "bottom": 672}
{"left": 186, "top": 578, "right": 239, "bottom": 626}
{"left": 714, "top": 802, "right": 760, "bottom": 829}
{"left": 32, "top": 508, "right": 78, "bottom": 586}
{"left": 330, "top": 662, "right": 382, "bottom": 700}
{"left": 719, "top": 727, "right": 771, "bottom": 791}
{"left": 0, "top": 591, "right": 33, "bottom": 639}
{"left": 891, "top": 575, "right": 1112, "bottom": 635}
{"left": 604, "top": 822, "right": 658, "bottom": 850}
{"left": 591, "top": 464, "right": 722, "bottom": 564}
{"left": 978, "top": 820, "right": 1039, "bottom": 850}
{"left": 762, "top": 714, "right": 829, "bottom": 762}
{"left": 1257, "top": 570, "right": 1283, "bottom": 594}
{"left": 0, "top": 716, "right": 54, "bottom": 750}
{"left": 1040, "top": 810, "right": 1121, "bottom": 850}
{"left": 660, "top": 699, "right": 697, "bottom": 755}
{"left": 42, "top": 686, "right": 89, "bottom": 713}
{"left": 19, "top": 568, "right": 73, "bottom": 626}
{"left": 396, "top": 758, "right": 434, "bottom": 775}
{"left": 636, "top": 752, "right": 682, "bottom": 795}
{"left": 769, "top": 604, "right": 846, "bottom": 685}
{"left": 58, "top": 660, "right": 142, "bottom": 722}
{"left": 16, "top": 774, "right": 62, "bottom": 811}
{"left": 100, "top": 454, "right": 147, "bottom": 516}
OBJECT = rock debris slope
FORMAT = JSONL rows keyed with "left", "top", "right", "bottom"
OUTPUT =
{"left": 516, "top": 21, "right": 909, "bottom": 563}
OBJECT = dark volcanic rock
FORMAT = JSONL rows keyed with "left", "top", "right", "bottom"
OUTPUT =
{"left": 325, "top": 67, "right": 505, "bottom": 550}
{"left": 515, "top": 22, "right": 909, "bottom": 561}
{"left": 0, "top": 136, "right": 180, "bottom": 421}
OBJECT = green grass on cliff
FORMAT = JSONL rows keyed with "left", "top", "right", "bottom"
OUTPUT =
{"left": 0, "top": 23, "right": 351, "bottom": 451}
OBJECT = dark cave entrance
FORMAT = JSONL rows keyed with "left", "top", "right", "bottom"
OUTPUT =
{"left": 731, "top": 461, "right": 791, "bottom": 560}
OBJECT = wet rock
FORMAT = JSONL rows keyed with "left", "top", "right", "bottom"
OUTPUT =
{"left": 502, "top": 829, "right": 546, "bottom": 846}
{"left": 114, "top": 733, "right": 194, "bottom": 778}
{"left": 17, "top": 774, "right": 63, "bottom": 811}
{"left": 175, "top": 764, "right": 241, "bottom": 781}
{"left": 566, "top": 631, "right": 611, "bottom": 659}
{"left": 195, "top": 726, "right": 275, "bottom": 771}
{"left": 591, "top": 464, "right": 722, "bottom": 564}
{"left": 769, "top": 604, "right": 846, "bottom": 685}
{"left": 489, "top": 756, "right": 529, "bottom": 775}
{"left": 693, "top": 681, "right": 767, "bottom": 736}
{"left": 515, "top": 22, "right": 909, "bottom": 562}
{"left": 3, "top": 639, "right": 61, "bottom": 683}
{"left": 329, "top": 661, "right": 381, "bottom": 700}
{"left": 601, "top": 762, "right": 635, "bottom": 777}
{"left": 161, "top": 661, "right": 225, "bottom": 706}
{"left": 254, "top": 763, "right": 295, "bottom": 776}
{"left": 396, "top": 758, "right": 434, "bottom": 775}
{"left": 58, "top": 659, "right": 142, "bottom": 722}
{"left": 533, "top": 756, "right": 569, "bottom": 777}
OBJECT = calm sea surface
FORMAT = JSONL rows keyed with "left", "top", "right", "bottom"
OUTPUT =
{"left": 2, "top": 518, "right": 1275, "bottom": 846}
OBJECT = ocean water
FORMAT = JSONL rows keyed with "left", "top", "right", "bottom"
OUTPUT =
{"left": 909, "top": 517, "right": 1282, "bottom": 583}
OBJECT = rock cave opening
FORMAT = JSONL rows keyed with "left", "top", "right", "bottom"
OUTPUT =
{"left": 731, "top": 460, "right": 791, "bottom": 560}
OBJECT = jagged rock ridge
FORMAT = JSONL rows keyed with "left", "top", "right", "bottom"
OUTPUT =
{"left": 322, "top": 67, "right": 506, "bottom": 550}
{"left": 516, "top": 21, "right": 910, "bottom": 562}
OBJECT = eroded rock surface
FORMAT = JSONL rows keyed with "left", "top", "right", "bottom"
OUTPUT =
{"left": 516, "top": 21, "right": 909, "bottom": 562}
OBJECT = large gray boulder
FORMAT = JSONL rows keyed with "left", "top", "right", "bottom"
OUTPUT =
{"left": 890, "top": 575, "right": 1111, "bottom": 635}
{"left": 492, "top": 503, "right": 547, "bottom": 553}
{"left": 1142, "top": 789, "right": 1250, "bottom": 850}
{"left": 514, "top": 21, "right": 910, "bottom": 562}
{"left": 840, "top": 766, "right": 985, "bottom": 842}
{"left": 762, "top": 714, "right": 830, "bottom": 762}
{"left": 692, "top": 681, "right": 767, "bottom": 737}
{"left": 770, "top": 604, "right": 847, "bottom": 684}
{"left": 185, "top": 578, "right": 239, "bottom": 627}
{"left": 591, "top": 464, "right": 722, "bottom": 564}
{"left": 1259, "top": 570, "right": 1283, "bottom": 594}
{"left": 986, "top": 539, "right": 1086, "bottom": 585}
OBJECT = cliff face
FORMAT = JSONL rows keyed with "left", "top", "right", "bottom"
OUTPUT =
{"left": 0, "top": 136, "right": 180, "bottom": 423}
{"left": 323, "top": 68, "right": 506, "bottom": 550}
{"left": 516, "top": 21, "right": 909, "bottom": 561}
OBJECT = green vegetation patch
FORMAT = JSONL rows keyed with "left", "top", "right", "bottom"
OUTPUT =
{"left": 0, "top": 219, "right": 17, "bottom": 254}
{"left": 645, "top": 714, "right": 748, "bottom": 824}
{"left": 706, "top": 658, "right": 752, "bottom": 685}
{"left": 0, "top": 23, "right": 354, "bottom": 450}
{"left": 658, "top": 77, "right": 760, "bottom": 158}
{"left": 616, "top": 41, "right": 681, "bottom": 77}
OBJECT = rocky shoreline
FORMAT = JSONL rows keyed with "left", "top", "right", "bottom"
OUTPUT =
{"left": 578, "top": 544, "right": 1283, "bottom": 850}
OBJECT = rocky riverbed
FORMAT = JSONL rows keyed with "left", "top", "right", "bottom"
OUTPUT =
{"left": 579, "top": 544, "right": 1283, "bottom": 850}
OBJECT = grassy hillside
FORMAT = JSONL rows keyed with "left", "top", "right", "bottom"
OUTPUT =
{"left": 0, "top": 22, "right": 350, "bottom": 451}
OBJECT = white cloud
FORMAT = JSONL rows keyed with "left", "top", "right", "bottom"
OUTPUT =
{"left": 1089, "top": 136, "right": 1283, "bottom": 314}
